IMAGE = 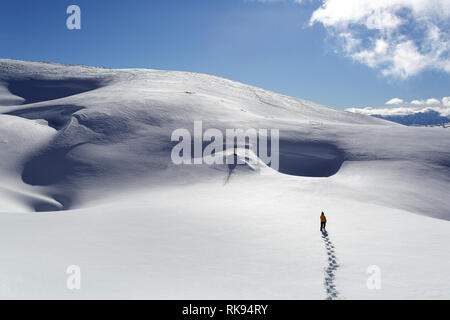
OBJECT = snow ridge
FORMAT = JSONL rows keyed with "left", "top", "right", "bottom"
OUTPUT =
{"left": 0, "top": 60, "right": 449, "bottom": 299}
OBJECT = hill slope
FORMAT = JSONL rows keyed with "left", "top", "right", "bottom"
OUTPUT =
{"left": 0, "top": 59, "right": 449, "bottom": 299}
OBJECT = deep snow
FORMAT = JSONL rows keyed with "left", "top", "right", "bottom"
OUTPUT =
{"left": 0, "top": 59, "right": 449, "bottom": 299}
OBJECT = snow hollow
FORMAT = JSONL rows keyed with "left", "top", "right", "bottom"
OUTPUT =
{"left": 0, "top": 59, "right": 449, "bottom": 299}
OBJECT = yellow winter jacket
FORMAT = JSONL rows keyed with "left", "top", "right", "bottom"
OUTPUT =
{"left": 320, "top": 215, "right": 327, "bottom": 222}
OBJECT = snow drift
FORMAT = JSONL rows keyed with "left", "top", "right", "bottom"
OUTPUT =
{"left": 0, "top": 59, "right": 449, "bottom": 299}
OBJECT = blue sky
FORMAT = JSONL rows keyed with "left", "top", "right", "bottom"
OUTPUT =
{"left": 1, "top": 0, "right": 449, "bottom": 110}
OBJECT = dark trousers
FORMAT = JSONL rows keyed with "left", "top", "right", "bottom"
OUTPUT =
{"left": 320, "top": 222, "right": 326, "bottom": 231}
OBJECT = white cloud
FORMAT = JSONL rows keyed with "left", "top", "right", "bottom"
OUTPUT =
{"left": 347, "top": 96, "right": 450, "bottom": 117}
{"left": 386, "top": 98, "right": 404, "bottom": 105}
{"left": 346, "top": 106, "right": 418, "bottom": 116}
{"left": 309, "top": 0, "right": 450, "bottom": 78}
{"left": 442, "top": 97, "right": 450, "bottom": 107}
{"left": 411, "top": 98, "right": 441, "bottom": 105}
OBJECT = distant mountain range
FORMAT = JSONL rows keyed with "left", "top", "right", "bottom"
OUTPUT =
{"left": 372, "top": 110, "right": 450, "bottom": 126}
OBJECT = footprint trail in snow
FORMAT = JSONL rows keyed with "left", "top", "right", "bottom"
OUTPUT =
{"left": 322, "top": 231, "right": 340, "bottom": 300}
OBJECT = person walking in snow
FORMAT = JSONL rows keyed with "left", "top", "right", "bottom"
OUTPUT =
{"left": 320, "top": 212, "right": 327, "bottom": 232}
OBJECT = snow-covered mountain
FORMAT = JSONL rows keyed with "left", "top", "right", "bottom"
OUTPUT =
{"left": 0, "top": 59, "right": 449, "bottom": 299}
{"left": 372, "top": 110, "right": 450, "bottom": 126}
